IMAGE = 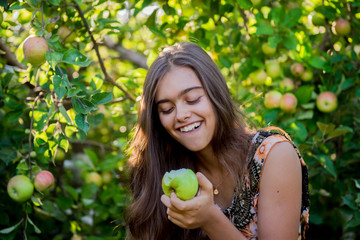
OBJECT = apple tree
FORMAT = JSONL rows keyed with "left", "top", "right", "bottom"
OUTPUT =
{"left": 0, "top": 0, "right": 359, "bottom": 239}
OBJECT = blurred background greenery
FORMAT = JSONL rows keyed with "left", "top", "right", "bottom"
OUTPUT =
{"left": 0, "top": 0, "right": 359, "bottom": 239}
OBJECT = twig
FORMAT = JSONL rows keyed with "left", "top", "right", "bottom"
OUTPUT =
{"left": 73, "top": 2, "right": 136, "bottom": 102}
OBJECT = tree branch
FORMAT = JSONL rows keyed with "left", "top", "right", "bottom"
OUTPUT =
{"left": 0, "top": 38, "right": 26, "bottom": 69}
{"left": 103, "top": 36, "right": 148, "bottom": 69}
{"left": 73, "top": 2, "right": 136, "bottom": 102}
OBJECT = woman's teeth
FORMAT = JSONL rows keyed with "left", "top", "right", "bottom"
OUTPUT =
{"left": 180, "top": 122, "right": 200, "bottom": 132}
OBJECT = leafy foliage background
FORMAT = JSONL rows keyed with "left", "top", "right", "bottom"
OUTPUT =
{"left": 0, "top": 0, "right": 359, "bottom": 239}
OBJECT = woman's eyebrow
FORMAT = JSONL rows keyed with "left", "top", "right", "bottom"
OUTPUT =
{"left": 156, "top": 86, "right": 203, "bottom": 105}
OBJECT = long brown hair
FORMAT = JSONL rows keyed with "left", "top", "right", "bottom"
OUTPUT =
{"left": 126, "top": 42, "right": 252, "bottom": 239}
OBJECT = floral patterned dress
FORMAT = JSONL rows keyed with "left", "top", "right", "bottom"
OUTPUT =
{"left": 219, "top": 130, "right": 310, "bottom": 239}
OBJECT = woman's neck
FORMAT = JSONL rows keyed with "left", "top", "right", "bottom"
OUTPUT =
{"left": 195, "top": 146, "right": 222, "bottom": 176}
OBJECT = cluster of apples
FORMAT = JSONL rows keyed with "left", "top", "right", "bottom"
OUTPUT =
{"left": 262, "top": 62, "right": 338, "bottom": 113}
{"left": 7, "top": 170, "right": 55, "bottom": 203}
{"left": 84, "top": 171, "right": 113, "bottom": 187}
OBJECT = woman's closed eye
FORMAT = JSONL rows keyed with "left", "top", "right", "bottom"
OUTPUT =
{"left": 187, "top": 96, "right": 202, "bottom": 104}
{"left": 161, "top": 107, "right": 174, "bottom": 114}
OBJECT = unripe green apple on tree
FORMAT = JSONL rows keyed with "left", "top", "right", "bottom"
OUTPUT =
{"left": 7, "top": 175, "right": 34, "bottom": 202}
{"left": 311, "top": 12, "right": 326, "bottom": 26}
{"left": 23, "top": 36, "right": 49, "bottom": 67}
{"left": 162, "top": 168, "right": 199, "bottom": 200}
{"left": 300, "top": 69, "right": 313, "bottom": 82}
{"left": 57, "top": 26, "right": 76, "bottom": 43}
{"left": 85, "top": 172, "right": 103, "bottom": 187}
{"left": 280, "top": 93, "right": 298, "bottom": 113}
{"left": 265, "top": 60, "right": 281, "bottom": 79}
{"left": 264, "top": 90, "right": 282, "bottom": 109}
{"left": 262, "top": 42, "right": 276, "bottom": 55}
{"left": 316, "top": 91, "right": 338, "bottom": 113}
{"left": 280, "top": 78, "right": 295, "bottom": 91}
{"left": 249, "top": 69, "right": 267, "bottom": 85}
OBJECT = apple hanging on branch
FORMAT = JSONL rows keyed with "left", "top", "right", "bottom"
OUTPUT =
{"left": 34, "top": 170, "right": 55, "bottom": 192}
{"left": 290, "top": 62, "right": 304, "bottom": 77}
{"left": 23, "top": 36, "right": 49, "bottom": 67}
{"left": 280, "top": 93, "right": 298, "bottom": 113}
{"left": 264, "top": 90, "right": 282, "bottom": 109}
{"left": 334, "top": 18, "right": 351, "bottom": 36}
{"left": 316, "top": 91, "right": 338, "bottom": 113}
{"left": 7, "top": 175, "right": 34, "bottom": 202}
{"left": 162, "top": 168, "right": 199, "bottom": 200}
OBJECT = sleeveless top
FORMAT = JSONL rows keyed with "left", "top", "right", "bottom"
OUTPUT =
{"left": 219, "top": 130, "right": 310, "bottom": 239}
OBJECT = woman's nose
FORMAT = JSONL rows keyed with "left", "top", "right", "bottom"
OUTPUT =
{"left": 176, "top": 105, "right": 191, "bottom": 122}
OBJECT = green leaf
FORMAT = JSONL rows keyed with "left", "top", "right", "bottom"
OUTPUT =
{"left": 270, "top": 7, "right": 285, "bottom": 27}
{"left": 72, "top": 98, "right": 97, "bottom": 114}
{"left": 0, "top": 148, "right": 17, "bottom": 165}
{"left": 283, "top": 8, "right": 302, "bottom": 28}
{"left": 53, "top": 75, "right": 68, "bottom": 100}
{"left": 75, "top": 113, "right": 90, "bottom": 134}
{"left": 327, "top": 126, "right": 353, "bottom": 140}
{"left": 354, "top": 179, "right": 360, "bottom": 189}
{"left": 295, "top": 85, "right": 314, "bottom": 104}
{"left": 318, "top": 154, "right": 337, "bottom": 178}
{"left": 46, "top": 51, "right": 63, "bottom": 70}
{"left": 59, "top": 105, "right": 73, "bottom": 125}
{"left": 219, "top": 56, "right": 232, "bottom": 68}
{"left": 81, "top": 183, "right": 99, "bottom": 199}
{"left": 8, "top": 2, "right": 28, "bottom": 10}
{"left": 87, "top": 113, "right": 104, "bottom": 127}
{"left": 91, "top": 92, "right": 113, "bottom": 105}
{"left": 283, "top": 34, "right": 298, "bottom": 50}
{"left": 48, "top": 0, "right": 62, "bottom": 5}
{"left": 0, "top": 219, "right": 23, "bottom": 234}
{"left": 255, "top": 20, "right": 274, "bottom": 35}
{"left": 307, "top": 56, "right": 326, "bottom": 69}
{"left": 342, "top": 194, "right": 357, "bottom": 210}
{"left": 147, "top": 26, "right": 167, "bottom": 39}
{"left": 26, "top": 215, "right": 41, "bottom": 234}
{"left": 289, "top": 121, "right": 308, "bottom": 143}
{"left": 63, "top": 185, "right": 79, "bottom": 201}
{"left": 62, "top": 49, "right": 92, "bottom": 67}
{"left": 316, "top": 122, "right": 335, "bottom": 135}
{"left": 236, "top": 0, "right": 252, "bottom": 10}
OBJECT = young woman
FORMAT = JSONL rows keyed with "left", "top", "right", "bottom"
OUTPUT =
{"left": 126, "top": 42, "right": 309, "bottom": 240}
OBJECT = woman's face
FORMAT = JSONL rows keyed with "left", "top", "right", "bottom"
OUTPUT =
{"left": 155, "top": 66, "right": 216, "bottom": 154}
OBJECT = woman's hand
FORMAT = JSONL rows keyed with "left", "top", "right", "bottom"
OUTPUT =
{"left": 160, "top": 172, "right": 217, "bottom": 229}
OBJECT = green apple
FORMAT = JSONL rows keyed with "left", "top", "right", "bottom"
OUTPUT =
{"left": 312, "top": 12, "right": 326, "bottom": 26}
{"left": 280, "top": 93, "right": 297, "bottom": 113}
{"left": 264, "top": 90, "right": 282, "bottom": 109}
{"left": 280, "top": 78, "right": 295, "bottom": 91}
{"left": 34, "top": 170, "right": 55, "bottom": 192}
{"left": 162, "top": 168, "right": 198, "bottom": 200}
{"left": 23, "top": 36, "right": 49, "bottom": 67}
{"left": 262, "top": 42, "right": 276, "bottom": 55}
{"left": 7, "top": 175, "right": 34, "bottom": 202}
{"left": 265, "top": 60, "right": 281, "bottom": 79}
{"left": 101, "top": 171, "right": 113, "bottom": 184}
{"left": 85, "top": 172, "right": 102, "bottom": 187}
{"left": 57, "top": 26, "right": 76, "bottom": 43}
{"left": 300, "top": 69, "right": 313, "bottom": 82}
{"left": 251, "top": 0, "right": 262, "bottom": 7}
{"left": 316, "top": 91, "right": 338, "bottom": 113}
{"left": 249, "top": 69, "right": 267, "bottom": 85}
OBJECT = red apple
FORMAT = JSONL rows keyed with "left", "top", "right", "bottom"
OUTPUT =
{"left": 300, "top": 69, "right": 313, "bottom": 82}
{"left": 280, "top": 93, "right": 298, "bottom": 113}
{"left": 334, "top": 18, "right": 351, "bottom": 36}
{"left": 316, "top": 91, "right": 338, "bottom": 113}
{"left": 7, "top": 175, "right": 34, "bottom": 202}
{"left": 290, "top": 63, "right": 304, "bottom": 77}
{"left": 34, "top": 170, "right": 55, "bottom": 192}
{"left": 23, "top": 36, "right": 49, "bottom": 67}
{"left": 280, "top": 78, "right": 295, "bottom": 91}
{"left": 266, "top": 60, "right": 281, "bottom": 79}
{"left": 249, "top": 69, "right": 267, "bottom": 85}
{"left": 85, "top": 172, "right": 103, "bottom": 187}
{"left": 262, "top": 42, "right": 276, "bottom": 55}
{"left": 264, "top": 90, "right": 282, "bottom": 109}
